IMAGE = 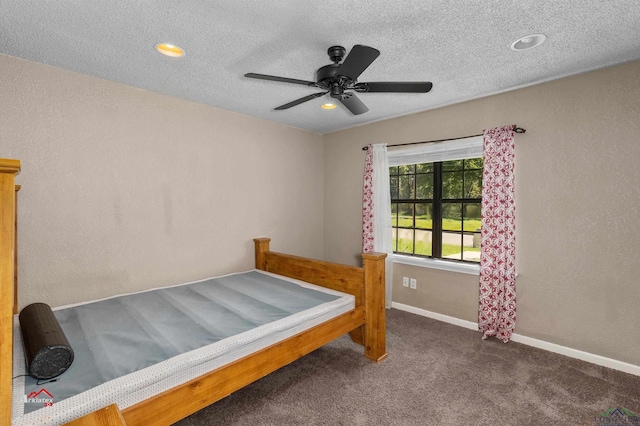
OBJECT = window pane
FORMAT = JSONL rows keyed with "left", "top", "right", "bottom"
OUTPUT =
{"left": 463, "top": 203, "right": 481, "bottom": 263}
{"left": 462, "top": 229, "right": 480, "bottom": 262}
{"left": 463, "top": 203, "right": 481, "bottom": 231}
{"left": 389, "top": 166, "right": 399, "bottom": 175}
{"left": 442, "top": 203, "right": 462, "bottom": 231}
{"left": 398, "top": 203, "right": 414, "bottom": 228}
{"left": 392, "top": 228, "right": 398, "bottom": 252}
{"left": 399, "top": 175, "right": 415, "bottom": 199}
{"left": 391, "top": 203, "right": 398, "bottom": 227}
{"left": 416, "top": 163, "right": 433, "bottom": 173}
{"left": 415, "top": 230, "right": 432, "bottom": 256}
{"left": 464, "top": 169, "right": 482, "bottom": 198}
{"left": 465, "top": 158, "right": 483, "bottom": 170}
{"left": 397, "top": 228, "right": 414, "bottom": 254}
{"left": 462, "top": 251, "right": 480, "bottom": 262}
{"left": 399, "top": 165, "right": 415, "bottom": 175}
{"left": 416, "top": 173, "right": 433, "bottom": 199}
{"left": 472, "top": 230, "right": 481, "bottom": 249}
{"left": 415, "top": 203, "right": 432, "bottom": 230}
{"left": 390, "top": 175, "right": 399, "bottom": 199}
{"left": 443, "top": 160, "right": 463, "bottom": 171}
{"left": 442, "top": 232, "right": 462, "bottom": 260}
{"left": 443, "top": 171, "right": 463, "bottom": 199}
{"left": 467, "top": 233, "right": 481, "bottom": 262}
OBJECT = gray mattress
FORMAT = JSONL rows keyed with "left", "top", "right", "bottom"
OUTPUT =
{"left": 12, "top": 270, "right": 354, "bottom": 425}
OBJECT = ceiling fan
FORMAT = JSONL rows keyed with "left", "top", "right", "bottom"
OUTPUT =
{"left": 244, "top": 45, "right": 433, "bottom": 115}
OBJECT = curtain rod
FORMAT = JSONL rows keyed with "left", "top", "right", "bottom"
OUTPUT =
{"left": 361, "top": 126, "right": 526, "bottom": 151}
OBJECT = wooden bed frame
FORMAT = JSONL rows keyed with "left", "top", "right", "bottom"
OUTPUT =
{"left": 0, "top": 158, "right": 387, "bottom": 426}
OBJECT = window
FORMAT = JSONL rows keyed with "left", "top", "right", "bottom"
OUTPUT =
{"left": 390, "top": 157, "right": 483, "bottom": 263}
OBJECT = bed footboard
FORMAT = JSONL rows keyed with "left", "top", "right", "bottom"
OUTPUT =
{"left": 254, "top": 238, "right": 387, "bottom": 362}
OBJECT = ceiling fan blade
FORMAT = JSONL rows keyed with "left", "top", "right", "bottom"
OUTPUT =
{"left": 274, "top": 92, "right": 327, "bottom": 110}
{"left": 245, "top": 73, "right": 316, "bottom": 87}
{"left": 338, "top": 93, "right": 369, "bottom": 115}
{"left": 337, "top": 45, "right": 380, "bottom": 81}
{"left": 356, "top": 82, "right": 433, "bottom": 93}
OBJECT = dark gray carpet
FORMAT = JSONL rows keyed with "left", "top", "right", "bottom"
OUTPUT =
{"left": 176, "top": 309, "right": 640, "bottom": 425}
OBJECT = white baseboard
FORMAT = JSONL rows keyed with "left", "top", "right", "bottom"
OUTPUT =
{"left": 391, "top": 302, "right": 640, "bottom": 377}
{"left": 392, "top": 302, "right": 479, "bottom": 331}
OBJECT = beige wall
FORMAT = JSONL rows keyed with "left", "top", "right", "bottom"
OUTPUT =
{"left": 3, "top": 52, "right": 640, "bottom": 367}
{"left": 323, "top": 60, "right": 640, "bottom": 366}
{"left": 0, "top": 54, "right": 324, "bottom": 308}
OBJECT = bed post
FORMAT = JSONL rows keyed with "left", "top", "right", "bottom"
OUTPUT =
{"left": 362, "top": 252, "right": 387, "bottom": 362}
{"left": 14, "top": 185, "right": 20, "bottom": 315}
{"left": 0, "top": 158, "right": 20, "bottom": 426}
{"left": 254, "top": 238, "right": 271, "bottom": 270}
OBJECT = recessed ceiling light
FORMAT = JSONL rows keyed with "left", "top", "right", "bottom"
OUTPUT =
{"left": 321, "top": 103, "right": 336, "bottom": 110}
{"left": 155, "top": 43, "right": 185, "bottom": 58}
{"left": 510, "top": 34, "right": 546, "bottom": 51}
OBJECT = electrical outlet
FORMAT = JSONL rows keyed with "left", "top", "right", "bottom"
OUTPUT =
{"left": 402, "top": 276, "right": 409, "bottom": 287}
{"left": 410, "top": 278, "right": 417, "bottom": 289}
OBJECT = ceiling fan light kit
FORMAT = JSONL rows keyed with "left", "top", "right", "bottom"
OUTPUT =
{"left": 245, "top": 45, "right": 432, "bottom": 116}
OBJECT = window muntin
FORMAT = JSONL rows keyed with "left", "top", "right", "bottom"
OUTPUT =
{"left": 390, "top": 158, "right": 483, "bottom": 263}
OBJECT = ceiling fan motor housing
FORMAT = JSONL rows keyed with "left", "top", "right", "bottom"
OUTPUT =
{"left": 316, "top": 64, "right": 346, "bottom": 87}
{"left": 317, "top": 46, "right": 353, "bottom": 90}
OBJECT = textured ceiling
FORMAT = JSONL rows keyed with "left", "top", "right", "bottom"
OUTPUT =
{"left": 2, "top": 1, "right": 640, "bottom": 134}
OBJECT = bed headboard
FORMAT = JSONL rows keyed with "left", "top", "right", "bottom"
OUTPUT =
{"left": 0, "top": 158, "right": 21, "bottom": 426}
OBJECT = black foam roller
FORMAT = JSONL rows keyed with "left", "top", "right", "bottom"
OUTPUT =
{"left": 19, "top": 303, "right": 74, "bottom": 379}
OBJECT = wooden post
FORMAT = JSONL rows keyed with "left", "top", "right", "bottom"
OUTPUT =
{"left": 362, "top": 252, "right": 387, "bottom": 362}
{"left": 253, "top": 238, "right": 271, "bottom": 271}
{"left": 13, "top": 185, "right": 20, "bottom": 315}
{"left": 0, "top": 159, "right": 20, "bottom": 426}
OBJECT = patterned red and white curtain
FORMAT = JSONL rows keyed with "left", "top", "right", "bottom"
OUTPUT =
{"left": 363, "top": 145, "right": 375, "bottom": 254}
{"left": 478, "top": 125, "right": 516, "bottom": 342}
{"left": 363, "top": 144, "right": 393, "bottom": 308}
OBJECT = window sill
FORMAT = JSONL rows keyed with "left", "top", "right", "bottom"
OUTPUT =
{"left": 392, "top": 254, "right": 480, "bottom": 275}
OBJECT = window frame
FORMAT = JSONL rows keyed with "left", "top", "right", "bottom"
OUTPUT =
{"left": 390, "top": 159, "right": 483, "bottom": 264}
{"left": 387, "top": 136, "right": 484, "bottom": 275}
